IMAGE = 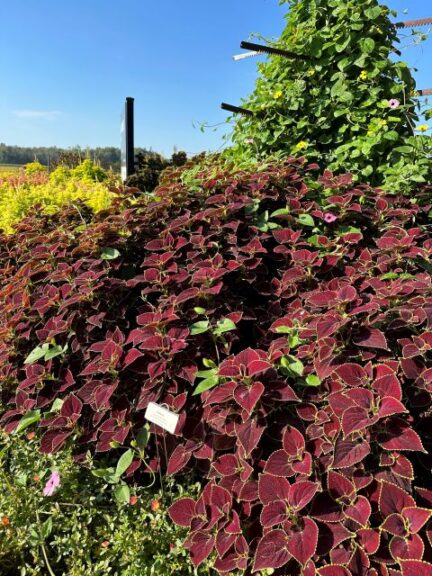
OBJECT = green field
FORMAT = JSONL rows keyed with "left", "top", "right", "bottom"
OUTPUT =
{"left": 0, "top": 164, "right": 22, "bottom": 172}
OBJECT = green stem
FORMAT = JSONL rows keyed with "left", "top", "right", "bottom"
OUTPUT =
{"left": 36, "top": 510, "right": 57, "bottom": 576}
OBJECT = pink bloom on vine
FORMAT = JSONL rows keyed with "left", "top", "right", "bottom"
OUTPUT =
{"left": 324, "top": 212, "right": 337, "bottom": 223}
{"left": 388, "top": 99, "right": 400, "bottom": 109}
{"left": 43, "top": 471, "right": 61, "bottom": 496}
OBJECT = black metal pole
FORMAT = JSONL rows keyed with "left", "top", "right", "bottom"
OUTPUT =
{"left": 395, "top": 17, "right": 432, "bottom": 29}
{"left": 125, "top": 97, "right": 135, "bottom": 179}
{"left": 240, "top": 41, "right": 310, "bottom": 61}
{"left": 221, "top": 102, "right": 255, "bottom": 117}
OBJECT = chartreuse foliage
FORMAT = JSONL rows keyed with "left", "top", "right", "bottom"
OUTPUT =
{"left": 2, "top": 155, "right": 432, "bottom": 574}
{"left": 0, "top": 429, "right": 209, "bottom": 575}
{"left": 0, "top": 159, "right": 115, "bottom": 234}
{"left": 227, "top": 0, "right": 432, "bottom": 192}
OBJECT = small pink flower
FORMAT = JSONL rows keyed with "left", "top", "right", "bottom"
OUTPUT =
{"left": 323, "top": 212, "right": 337, "bottom": 223}
{"left": 43, "top": 471, "right": 61, "bottom": 496}
{"left": 388, "top": 99, "right": 400, "bottom": 109}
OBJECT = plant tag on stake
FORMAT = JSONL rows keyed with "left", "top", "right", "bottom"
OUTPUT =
{"left": 144, "top": 402, "right": 180, "bottom": 434}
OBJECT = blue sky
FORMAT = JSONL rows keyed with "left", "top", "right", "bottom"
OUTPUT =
{"left": 0, "top": 0, "right": 430, "bottom": 156}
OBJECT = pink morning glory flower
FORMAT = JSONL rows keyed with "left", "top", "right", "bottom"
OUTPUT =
{"left": 388, "top": 99, "right": 400, "bottom": 109}
{"left": 323, "top": 212, "right": 337, "bottom": 223}
{"left": 43, "top": 471, "right": 61, "bottom": 496}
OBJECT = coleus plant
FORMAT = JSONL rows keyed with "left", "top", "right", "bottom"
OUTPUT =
{"left": 1, "top": 156, "right": 432, "bottom": 575}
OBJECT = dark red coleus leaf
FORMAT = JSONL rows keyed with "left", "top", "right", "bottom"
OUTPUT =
{"left": 258, "top": 474, "right": 290, "bottom": 505}
{"left": 389, "top": 533, "right": 424, "bottom": 561}
{"left": 378, "top": 418, "right": 426, "bottom": 453}
{"left": 253, "top": 530, "right": 291, "bottom": 572}
{"left": 235, "top": 419, "right": 264, "bottom": 458}
{"left": 399, "top": 560, "right": 432, "bottom": 576}
{"left": 353, "top": 328, "right": 389, "bottom": 351}
{"left": 287, "top": 517, "right": 319, "bottom": 565}
{"left": 318, "top": 567, "right": 353, "bottom": 576}
{"left": 40, "top": 430, "right": 72, "bottom": 453}
{"left": 333, "top": 436, "right": 371, "bottom": 469}
{"left": 168, "top": 497, "right": 196, "bottom": 527}
{"left": 185, "top": 531, "right": 215, "bottom": 567}
{"left": 379, "top": 482, "right": 416, "bottom": 517}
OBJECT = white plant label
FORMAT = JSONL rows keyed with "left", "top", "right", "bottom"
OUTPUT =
{"left": 144, "top": 402, "right": 180, "bottom": 434}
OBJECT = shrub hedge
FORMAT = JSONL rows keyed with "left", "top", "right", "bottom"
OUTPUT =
{"left": 0, "top": 160, "right": 115, "bottom": 234}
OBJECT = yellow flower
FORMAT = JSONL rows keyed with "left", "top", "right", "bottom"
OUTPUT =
{"left": 307, "top": 69, "right": 316, "bottom": 77}
{"left": 295, "top": 141, "right": 308, "bottom": 150}
{"left": 274, "top": 90, "right": 283, "bottom": 99}
{"left": 416, "top": 124, "right": 430, "bottom": 133}
{"left": 359, "top": 70, "right": 368, "bottom": 81}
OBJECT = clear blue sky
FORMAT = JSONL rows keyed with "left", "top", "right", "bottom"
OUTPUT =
{"left": 0, "top": 1, "right": 430, "bottom": 156}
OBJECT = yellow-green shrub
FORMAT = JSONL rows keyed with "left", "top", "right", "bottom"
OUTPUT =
{"left": 0, "top": 162, "right": 116, "bottom": 234}
{"left": 24, "top": 162, "right": 47, "bottom": 175}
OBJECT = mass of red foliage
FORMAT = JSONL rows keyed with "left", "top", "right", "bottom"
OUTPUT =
{"left": 1, "top": 157, "right": 432, "bottom": 575}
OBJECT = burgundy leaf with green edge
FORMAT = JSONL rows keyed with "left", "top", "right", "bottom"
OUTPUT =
{"left": 264, "top": 449, "right": 296, "bottom": 477}
{"left": 379, "top": 482, "right": 416, "bottom": 516}
{"left": 345, "top": 496, "right": 371, "bottom": 526}
{"left": 233, "top": 381, "right": 264, "bottom": 414}
{"left": 185, "top": 531, "right": 215, "bottom": 567}
{"left": 390, "top": 533, "right": 425, "bottom": 561}
{"left": 258, "top": 474, "right": 291, "bottom": 505}
{"left": 40, "top": 430, "right": 72, "bottom": 453}
{"left": 353, "top": 328, "right": 389, "bottom": 350}
{"left": 60, "top": 393, "right": 82, "bottom": 422}
{"left": 283, "top": 425, "right": 305, "bottom": 454}
{"left": 399, "top": 560, "right": 432, "bottom": 576}
{"left": 334, "top": 364, "right": 369, "bottom": 387}
{"left": 253, "top": 530, "right": 291, "bottom": 572}
{"left": 402, "top": 507, "right": 432, "bottom": 534}
{"left": 212, "top": 454, "right": 238, "bottom": 477}
{"left": 167, "top": 445, "right": 193, "bottom": 475}
{"left": 289, "top": 480, "right": 318, "bottom": 511}
{"left": 287, "top": 517, "right": 319, "bottom": 565}
{"left": 318, "top": 567, "right": 353, "bottom": 576}
{"left": 381, "top": 513, "right": 406, "bottom": 537}
{"left": 357, "top": 528, "right": 380, "bottom": 554}
{"left": 235, "top": 419, "right": 264, "bottom": 458}
{"left": 261, "top": 499, "right": 288, "bottom": 528}
{"left": 378, "top": 418, "right": 426, "bottom": 452}
{"left": 333, "top": 436, "right": 371, "bottom": 469}
{"left": 168, "top": 497, "right": 196, "bottom": 527}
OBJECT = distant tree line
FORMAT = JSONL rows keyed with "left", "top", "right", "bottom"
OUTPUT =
{"left": 0, "top": 144, "right": 150, "bottom": 172}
